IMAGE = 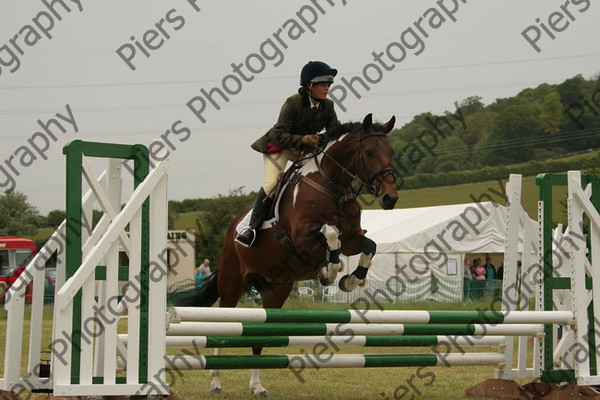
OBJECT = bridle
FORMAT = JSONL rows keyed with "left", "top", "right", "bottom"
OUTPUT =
{"left": 356, "top": 133, "right": 396, "bottom": 196}
{"left": 309, "top": 132, "right": 396, "bottom": 202}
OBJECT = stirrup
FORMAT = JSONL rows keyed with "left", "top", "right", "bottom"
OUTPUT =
{"left": 235, "top": 228, "right": 257, "bottom": 248}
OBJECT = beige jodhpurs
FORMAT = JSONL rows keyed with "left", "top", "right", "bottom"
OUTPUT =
{"left": 262, "top": 149, "right": 303, "bottom": 197}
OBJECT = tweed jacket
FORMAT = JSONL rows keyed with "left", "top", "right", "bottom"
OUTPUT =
{"left": 251, "top": 91, "right": 338, "bottom": 153}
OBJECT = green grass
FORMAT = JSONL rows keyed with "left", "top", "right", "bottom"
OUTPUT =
{"left": 163, "top": 351, "right": 501, "bottom": 400}
{"left": 360, "top": 176, "right": 568, "bottom": 225}
{"left": 173, "top": 211, "right": 203, "bottom": 231}
{"left": 24, "top": 226, "right": 55, "bottom": 242}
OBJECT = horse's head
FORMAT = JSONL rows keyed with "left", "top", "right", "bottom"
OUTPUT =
{"left": 356, "top": 114, "right": 398, "bottom": 210}
{"left": 318, "top": 114, "right": 398, "bottom": 209}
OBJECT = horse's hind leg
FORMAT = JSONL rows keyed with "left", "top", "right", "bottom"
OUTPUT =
{"left": 318, "top": 223, "right": 344, "bottom": 285}
{"left": 248, "top": 280, "right": 294, "bottom": 398}
{"left": 339, "top": 236, "right": 376, "bottom": 292}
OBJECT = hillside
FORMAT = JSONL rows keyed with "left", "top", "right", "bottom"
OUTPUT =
{"left": 388, "top": 74, "right": 600, "bottom": 178}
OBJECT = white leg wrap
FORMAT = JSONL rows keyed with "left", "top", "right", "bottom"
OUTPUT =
{"left": 209, "top": 348, "right": 222, "bottom": 394}
{"left": 319, "top": 259, "right": 345, "bottom": 285}
{"left": 249, "top": 369, "right": 269, "bottom": 397}
{"left": 319, "top": 224, "right": 342, "bottom": 285}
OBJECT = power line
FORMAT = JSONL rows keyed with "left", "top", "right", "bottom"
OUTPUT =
{"left": 0, "top": 76, "right": 583, "bottom": 117}
{"left": 1, "top": 52, "right": 599, "bottom": 90}
{"left": 395, "top": 128, "right": 600, "bottom": 158}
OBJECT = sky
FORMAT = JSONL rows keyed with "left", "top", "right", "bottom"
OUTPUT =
{"left": 1, "top": 0, "right": 599, "bottom": 214}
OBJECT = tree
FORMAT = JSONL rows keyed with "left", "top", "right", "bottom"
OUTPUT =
{"left": 459, "top": 96, "right": 484, "bottom": 115}
{"left": 556, "top": 74, "right": 585, "bottom": 106}
{"left": 488, "top": 102, "right": 542, "bottom": 164}
{"left": 0, "top": 190, "right": 42, "bottom": 236}
{"left": 193, "top": 187, "right": 254, "bottom": 265}
{"left": 540, "top": 92, "right": 562, "bottom": 135}
{"left": 432, "top": 136, "right": 468, "bottom": 173}
{"left": 46, "top": 209, "right": 66, "bottom": 228}
{"left": 460, "top": 110, "right": 496, "bottom": 147}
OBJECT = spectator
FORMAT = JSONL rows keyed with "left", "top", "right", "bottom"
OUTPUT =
{"left": 473, "top": 259, "right": 486, "bottom": 280}
{"left": 463, "top": 258, "right": 473, "bottom": 300}
{"left": 484, "top": 257, "right": 495, "bottom": 280}
{"left": 463, "top": 258, "right": 473, "bottom": 280}
{"left": 199, "top": 258, "right": 212, "bottom": 279}
{"left": 195, "top": 267, "right": 203, "bottom": 287}
{"left": 496, "top": 262, "right": 504, "bottom": 281}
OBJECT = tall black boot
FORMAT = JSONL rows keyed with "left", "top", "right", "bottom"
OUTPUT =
{"left": 235, "top": 188, "right": 272, "bottom": 247}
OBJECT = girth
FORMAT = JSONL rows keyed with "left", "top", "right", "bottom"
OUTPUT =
{"left": 272, "top": 222, "right": 327, "bottom": 271}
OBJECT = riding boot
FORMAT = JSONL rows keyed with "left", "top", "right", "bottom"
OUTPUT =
{"left": 235, "top": 188, "right": 272, "bottom": 248}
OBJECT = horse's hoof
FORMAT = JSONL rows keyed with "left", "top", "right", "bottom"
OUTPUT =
{"left": 252, "top": 389, "right": 269, "bottom": 398}
{"left": 318, "top": 266, "right": 335, "bottom": 286}
{"left": 339, "top": 275, "right": 352, "bottom": 292}
{"left": 209, "top": 387, "right": 222, "bottom": 394}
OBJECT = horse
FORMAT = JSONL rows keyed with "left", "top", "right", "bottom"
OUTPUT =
{"left": 180, "top": 114, "right": 398, "bottom": 396}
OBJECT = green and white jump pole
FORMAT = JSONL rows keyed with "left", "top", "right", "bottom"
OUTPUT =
{"left": 169, "top": 306, "right": 574, "bottom": 325}
{"left": 164, "top": 353, "right": 507, "bottom": 371}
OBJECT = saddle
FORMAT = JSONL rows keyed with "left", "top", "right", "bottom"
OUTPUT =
{"left": 234, "top": 164, "right": 300, "bottom": 234}
{"left": 265, "top": 165, "right": 300, "bottom": 221}
{"left": 270, "top": 165, "right": 328, "bottom": 270}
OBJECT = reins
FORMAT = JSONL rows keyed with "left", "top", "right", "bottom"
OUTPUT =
{"left": 306, "top": 132, "right": 395, "bottom": 203}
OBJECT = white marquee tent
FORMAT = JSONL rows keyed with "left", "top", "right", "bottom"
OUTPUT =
{"left": 333, "top": 202, "right": 537, "bottom": 302}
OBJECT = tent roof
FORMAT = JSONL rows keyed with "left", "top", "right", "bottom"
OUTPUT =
{"left": 360, "top": 202, "right": 516, "bottom": 254}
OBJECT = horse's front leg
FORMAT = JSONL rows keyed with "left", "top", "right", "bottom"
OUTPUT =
{"left": 318, "top": 223, "right": 344, "bottom": 285}
{"left": 249, "top": 347, "right": 268, "bottom": 397}
{"left": 209, "top": 348, "right": 222, "bottom": 394}
{"left": 339, "top": 235, "right": 376, "bottom": 292}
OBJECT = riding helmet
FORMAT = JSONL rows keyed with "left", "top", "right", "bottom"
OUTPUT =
{"left": 300, "top": 61, "right": 338, "bottom": 86}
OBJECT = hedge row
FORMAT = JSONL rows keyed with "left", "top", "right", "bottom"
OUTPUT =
{"left": 397, "top": 153, "right": 597, "bottom": 190}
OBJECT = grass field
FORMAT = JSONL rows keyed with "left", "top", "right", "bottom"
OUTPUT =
{"left": 172, "top": 175, "right": 569, "bottom": 232}
{"left": 174, "top": 211, "right": 203, "bottom": 231}
{"left": 366, "top": 175, "right": 568, "bottom": 225}
{"left": 0, "top": 300, "right": 534, "bottom": 400}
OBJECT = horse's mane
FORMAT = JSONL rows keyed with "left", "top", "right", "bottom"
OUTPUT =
{"left": 324, "top": 120, "right": 385, "bottom": 143}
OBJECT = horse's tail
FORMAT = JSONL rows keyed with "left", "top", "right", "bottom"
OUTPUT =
{"left": 172, "top": 270, "right": 220, "bottom": 307}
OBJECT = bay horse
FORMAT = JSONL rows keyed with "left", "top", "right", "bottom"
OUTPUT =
{"left": 180, "top": 114, "right": 398, "bottom": 396}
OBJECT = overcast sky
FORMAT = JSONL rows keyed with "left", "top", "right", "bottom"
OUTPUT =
{"left": 1, "top": 0, "right": 599, "bottom": 214}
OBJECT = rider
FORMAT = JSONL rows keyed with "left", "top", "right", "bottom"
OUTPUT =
{"left": 235, "top": 61, "right": 339, "bottom": 247}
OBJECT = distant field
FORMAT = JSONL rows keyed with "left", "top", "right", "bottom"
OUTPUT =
{"left": 363, "top": 175, "right": 568, "bottom": 225}
{"left": 172, "top": 176, "right": 570, "bottom": 231}
{"left": 26, "top": 175, "right": 570, "bottom": 240}
{"left": 174, "top": 211, "right": 203, "bottom": 231}
{"left": 27, "top": 227, "right": 55, "bottom": 241}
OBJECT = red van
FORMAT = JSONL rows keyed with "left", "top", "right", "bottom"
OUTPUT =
{"left": 0, "top": 237, "right": 37, "bottom": 301}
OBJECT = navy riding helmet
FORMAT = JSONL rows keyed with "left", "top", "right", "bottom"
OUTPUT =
{"left": 300, "top": 61, "right": 338, "bottom": 86}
